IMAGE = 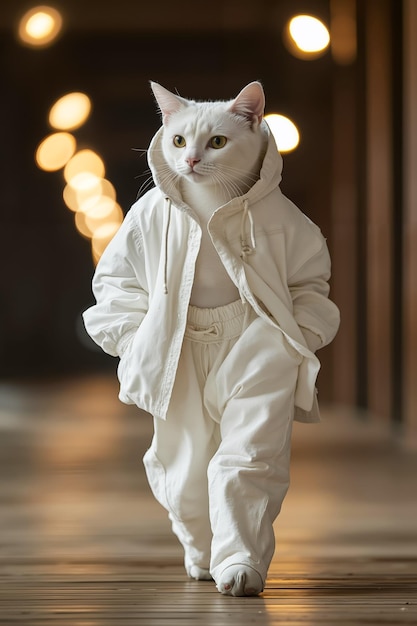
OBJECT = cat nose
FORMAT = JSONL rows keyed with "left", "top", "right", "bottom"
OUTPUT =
{"left": 186, "top": 157, "right": 200, "bottom": 169}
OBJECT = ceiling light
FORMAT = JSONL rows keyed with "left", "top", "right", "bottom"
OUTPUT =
{"left": 284, "top": 15, "right": 330, "bottom": 60}
{"left": 264, "top": 114, "right": 300, "bottom": 153}
{"left": 18, "top": 6, "right": 63, "bottom": 48}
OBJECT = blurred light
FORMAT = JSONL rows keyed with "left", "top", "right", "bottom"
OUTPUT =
{"left": 75, "top": 202, "right": 123, "bottom": 239}
{"left": 49, "top": 93, "right": 92, "bottom": 131}
{"left": 264, "top": 114, "right": 300, "bottom": 153}
{"left": 63, "top": 178, "right": 116, "bottom": 212}
{"left": 18, "top": 6, "right": 63, "bottom": 48}
{"left": 64, "top": 149, "right": 105, "bottom": 184}
{"left": 36, "top": 88, "right": 122, "bottom": 268}
{"left": 289, "top": 15, "right": 330, "bottom": 51}
{"left": 35, "top": 132, "right": 76, "bottom": 171}
{"left": 63, "top": 179, "right": 101, "bottom": 212}
{"left": 67, "top": 172, "right": 101, "bottom": 194}
{"left": 81, "top": 195, "right": 117, "bottom": 222}
{"left": 284, "top": 15, "right": 330, "bottom": 59}
{"left": 92, "top": 221, "right": 123, "bottom": 262}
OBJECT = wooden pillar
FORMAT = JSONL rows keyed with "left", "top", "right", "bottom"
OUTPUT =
{"left": 364, "top": 0, "right": 394, "bottom": 422}
{"left": 403, "top": 0, "right": 417, "bottom": 447}
{"left": 329, "top": 0, "right": 358, "bottom": 406}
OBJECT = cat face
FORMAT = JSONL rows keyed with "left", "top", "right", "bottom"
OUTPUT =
{"left": 151, "top": 82, "right": 267, "bottom": 195}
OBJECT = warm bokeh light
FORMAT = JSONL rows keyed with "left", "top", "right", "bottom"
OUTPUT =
{"left": 75, "top": 202, "right": 123, "bottom": 239}
{"left": 35, "top": 132, "right": 76, "bottom": 171}
{"left": 18, "top": 6, "right": 63, "bottom": 47}
{"left": 63, "top": 171, "right": 122, "bottom": 262}
{"left": 264, "top": 114, "right": 300, "bottom": 153}
{"left": 92, "top": 222, "right": 123, "bottom": 262}
{"left": 284, "top": 15, "right": 330, "bottom": 59}
{"left": 49, "top": 93, "right": 92, "bottom": 131}
{"left": 289, "top": 15, "right": 330, "bottom": 51}
{"left": 67, "top": 172, "right": 102, "bottom": 194}
{"left": 35, "top": 87, "right": 121, "bottom": 266}
{"left": 63, "top": 179, "right": 101, "bottom": 212}
{"left": 81, "top": 195, "right": 117, "bottom": 223}
{"left": 63, "top": 178, "right": 116, "bottom": 213}
{"left": 64, "top": 149, "right": 105, "bottom": 184}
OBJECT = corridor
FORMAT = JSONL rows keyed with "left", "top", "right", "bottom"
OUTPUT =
{"left": 0, "top": 375, "right": 416, "bottom": 624}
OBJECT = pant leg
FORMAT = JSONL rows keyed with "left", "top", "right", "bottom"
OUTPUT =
{"left": 206, "top": 317, "right": 301, "bottom": 584}
{"left": 143, "top": 336, "right": 219, "bottom": 571}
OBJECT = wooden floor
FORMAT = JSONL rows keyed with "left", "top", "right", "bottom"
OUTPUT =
{"left": 0, "top": 375, "right": 416, "bottom": 625}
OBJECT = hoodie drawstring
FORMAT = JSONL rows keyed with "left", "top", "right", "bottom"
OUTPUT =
{"left": 163, "top": 197, "right": 171, "bottom": 294}
{"left": 240, "top": 199, "right": 256, "bottom": 261}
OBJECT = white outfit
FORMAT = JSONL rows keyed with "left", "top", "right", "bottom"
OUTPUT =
{"left": 83, "top": 122, "right": 340, "bottom": 422}
{"left": 143, "top": 300, "right": 300, "bottom": 587}
{"left": 82, "top": 120, "right": 340, "bottom": 591}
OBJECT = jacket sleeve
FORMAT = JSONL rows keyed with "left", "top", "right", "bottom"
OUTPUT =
{"left": 82, "top": 210, "right": 149, "bottom": 358}
{"left": 288, "top": 225, "right": 340, "bottom": 352}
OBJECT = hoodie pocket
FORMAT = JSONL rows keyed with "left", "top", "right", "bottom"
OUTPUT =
{"left": 116, "top": 340, "right": 133, "bottom": 391}
{"left": 116, "top": 328, "right": 142, "bottom": 402}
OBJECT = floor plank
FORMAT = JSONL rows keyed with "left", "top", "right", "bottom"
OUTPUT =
{"left": 0, "top": 375, "right": 416, "bottom": 624}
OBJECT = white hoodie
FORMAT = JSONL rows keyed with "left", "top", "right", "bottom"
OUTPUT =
{"left": 83, "top": 122, "right": 340, "bottom": 421}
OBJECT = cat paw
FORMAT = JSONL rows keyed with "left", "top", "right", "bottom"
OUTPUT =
{"left": 217, "top": 564, "right": 263, "bottom": 597}
{"left": 187, "top": 565, "right": 212, "bottom": 581}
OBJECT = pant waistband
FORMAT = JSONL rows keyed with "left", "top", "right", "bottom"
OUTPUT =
{"left": 185, "top": 300, "right": 246, "bottom": 343}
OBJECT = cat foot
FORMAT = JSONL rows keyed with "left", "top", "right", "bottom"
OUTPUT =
{"left": 187, "top": 565, "right": 212, "bottom": 581}
{"left": 216, "top": 564, "right": 264, "bottom": 597}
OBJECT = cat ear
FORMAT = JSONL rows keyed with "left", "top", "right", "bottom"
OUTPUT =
{"left": 150, "top": 81, "right": 188, "bottom": 123}
{"left": 228, "top": 81, "right": 265, "bottom": 126}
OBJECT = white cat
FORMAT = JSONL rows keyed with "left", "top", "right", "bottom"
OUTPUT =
{"left": 83, "top": 81, "right": 339, "bottom": 596}
{"left": 150, "top": 81, "right": 268, "bottom": 308}
{"left": 151, "top": 81, "right": 267, "bottom": 196}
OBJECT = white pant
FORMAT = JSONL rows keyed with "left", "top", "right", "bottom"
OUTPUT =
{"left": 143, "top": 300, "right": 300, "bottom": 585}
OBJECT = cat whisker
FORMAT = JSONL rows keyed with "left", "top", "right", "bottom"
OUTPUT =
{"left": 210, "top": 168, "right": 252, "bottom": 200}
{"left": 137, "top": 175, "right": 155, "bottom": 198}
{"left": 131, "top": 148, "right": 148, "bottom": 156}
{"left": 156, "top": 166, "right": 180, "bottom": 196}
{"left": 134, "top": 168, "right": 152, "bottom": 180}
{"left": 213, "top": 178, "right": 241, "bottom": 202}
{"left": 216, "top": 163, "right": 260, "bottom": 184}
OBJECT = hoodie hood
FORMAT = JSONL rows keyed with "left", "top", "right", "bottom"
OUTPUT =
{"left": 147, "top": 119, "right": 284, "bottom": 210}
{"left": 148, "top": 120, "right": 285, "bottom": 289}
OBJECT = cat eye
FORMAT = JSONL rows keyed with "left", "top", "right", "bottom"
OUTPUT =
{"left": 173, "top": 135, "right": 186, "bottom": 148}
{"left": 210, "top": 136, "right": 227, "bottom": 149}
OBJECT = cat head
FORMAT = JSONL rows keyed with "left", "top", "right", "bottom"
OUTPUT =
{"left": 150, "top": 81, "right": 267, "bottom": 193}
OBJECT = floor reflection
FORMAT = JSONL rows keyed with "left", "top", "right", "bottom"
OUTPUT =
{"left": 0, "top": 375, "right": 416, "bottom": 624}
